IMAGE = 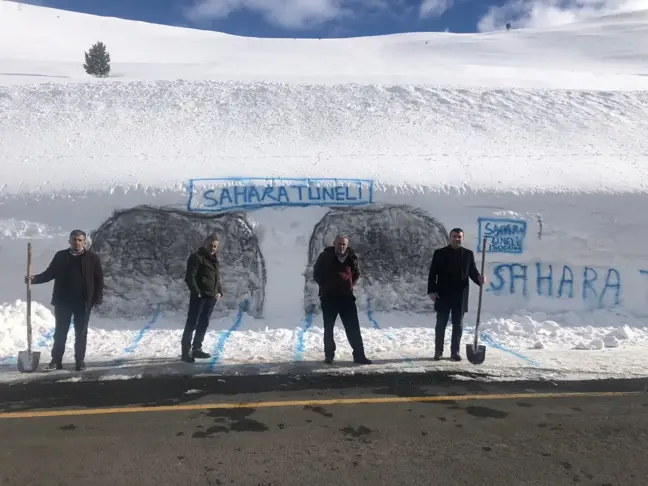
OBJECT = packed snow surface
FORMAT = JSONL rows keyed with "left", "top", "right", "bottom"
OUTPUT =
{"left": 1, "top": 2, "right": 648, "bottom": 383}
{"left": 2, "top": 3, "right": 648, "bottom": 195}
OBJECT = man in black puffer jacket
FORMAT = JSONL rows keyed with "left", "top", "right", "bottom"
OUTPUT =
{"left": 313, "top": 234, "right": 371, "bottom": 365}
{"left": 182, "top": 234, "right": 223, "bottom": 363}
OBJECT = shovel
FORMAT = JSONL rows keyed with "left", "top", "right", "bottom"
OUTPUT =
{"left": 17, "top": 242, "right": 41, "bottom": 373}
{"left": 466, "top": 236, "right": 487, "bottom": 365}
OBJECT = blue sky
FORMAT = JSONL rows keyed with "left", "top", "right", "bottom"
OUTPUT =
{"left": 17, "top": 0, "right": 634, "bottom": 37}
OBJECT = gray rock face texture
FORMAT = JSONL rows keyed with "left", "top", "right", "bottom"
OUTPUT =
{"left": 89, "top": 205, "right": 266, "bottom": 319}
{"left": 304, "top": 204, "right": 449, "bottom": 314}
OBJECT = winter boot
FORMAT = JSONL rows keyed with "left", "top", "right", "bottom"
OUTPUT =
{"left": 192, "top": 348, "right": 211, "bottom": 359}
{"left": 353, "top": 354, "right": 372, "bottom": 365}
{"left": 181, "top": 346, "right": 195, "bottom": 363}
{"left": 43, "top": 360, "right": 63, "bottom": 372}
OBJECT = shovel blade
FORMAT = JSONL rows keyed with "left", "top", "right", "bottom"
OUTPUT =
{"left": 466, "top": 343, "right": 486, "bottom": 365}
{"left": 17, "top": 350, "right": 41, "bottom": 373}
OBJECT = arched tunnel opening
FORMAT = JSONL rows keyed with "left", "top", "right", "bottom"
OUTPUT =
{"left": 89, "top": 205, "right": 266, "bottom": 319}
{"left": 303, "top": 204, "right": 449, "bottom": 314}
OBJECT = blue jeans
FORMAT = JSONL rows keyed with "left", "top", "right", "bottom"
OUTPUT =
{"left": 182, "top": 294, "right": 217, "bottom": 351}
{"left": 435, "top": 302, "right": 464, "bottom": 356}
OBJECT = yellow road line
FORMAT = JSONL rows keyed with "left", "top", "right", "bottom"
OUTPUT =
{"left": 0, "top": 390, "right": 644, "bottom": 420}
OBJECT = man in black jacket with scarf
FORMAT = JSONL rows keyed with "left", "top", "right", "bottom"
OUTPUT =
{"left": 182, "top": 234, "right": 223, "bottom": 363}
{"left": 427, "top": 228, "right": 485, "bottom": 361}
{"left": 26, "top": 229, "right": 104, "bottom": 372}
{"left": 313, "top": 234, "right": 371, "bottom": 365}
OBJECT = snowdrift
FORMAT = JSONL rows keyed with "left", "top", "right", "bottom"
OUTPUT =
{"left": 2, "top": 80, "right": 648, "bottom": 195}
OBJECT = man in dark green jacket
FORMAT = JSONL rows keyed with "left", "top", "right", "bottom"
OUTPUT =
{"left": 182, "top": 234, "right": 223, "bottom": 362}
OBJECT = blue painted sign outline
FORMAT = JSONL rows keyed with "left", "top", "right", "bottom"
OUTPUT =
{"left": 186, "top": 177, "right": 374, "bottom": 212}
{"left": 477, "top": 217, "right": 528, "bottom": 254}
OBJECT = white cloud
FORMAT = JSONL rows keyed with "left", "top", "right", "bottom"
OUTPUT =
{"left": 184, "top": 0, "right": 351, "bottom": 29}
{"left": 477, "top": 0, "right": 648, "bottom": 32}
{"left": 419, "top": 0, "right": 454, "bottom": 18}
{"left": 360, "top": 0, "right": 392, "bottom": 9}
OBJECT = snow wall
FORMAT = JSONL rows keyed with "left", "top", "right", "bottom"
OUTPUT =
{"left": 2, "top": 183, "right": 646, "bottom": 327}
{"left": 2, "top": 80, "right": 648, "bottom": 330}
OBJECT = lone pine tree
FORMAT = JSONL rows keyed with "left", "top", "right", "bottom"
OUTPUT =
{"left": 83, "top": 41, "right": 111, "bottom": 77}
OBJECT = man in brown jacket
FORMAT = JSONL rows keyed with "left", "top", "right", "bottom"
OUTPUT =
{"left": 26, "top": 229, "right": 104, "bottom": 371}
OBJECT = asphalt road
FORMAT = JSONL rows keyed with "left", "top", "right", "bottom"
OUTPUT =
{"left": 0, "top": 371, "right": 647, "bottom": 486}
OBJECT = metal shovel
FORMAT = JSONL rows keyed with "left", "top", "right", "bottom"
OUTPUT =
{"left": 466, "top": 236, "right": 487, "bottom": 365}
{"left": 17, "top": 242, "right": 41, "bottom": 373}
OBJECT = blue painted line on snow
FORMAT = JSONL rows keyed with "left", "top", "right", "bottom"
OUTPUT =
{"left": 207, "top": 299, "right": 250, "bottom": 371}
{"left": 35, "top": 315, "right": 78, "bottom": 350}
{"left": 294, "top": 312, "right": 315, "bottom": 361}
{"left": 0, "top": 324, "right": 59, "bottom": 366}
{"left": 113, "top": 303, "right": 162, "bottom": 365}
{"left": 478, "top": 332, "right": 541, "bottom": 367}
{"left": 36, "top": 327, "right": 56, "bottom": 348}
{"left": 366, "top": 297, "right": 413, "bottom": 365}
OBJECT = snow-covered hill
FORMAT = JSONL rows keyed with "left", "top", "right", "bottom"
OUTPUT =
{"left": 2, "top": 2, "right": 648, "bottom": 89}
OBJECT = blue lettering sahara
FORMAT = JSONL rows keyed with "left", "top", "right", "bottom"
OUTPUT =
{"left": 477, "top": 217, "right": 527, "bottom": 254}
{"left": 487, "top": 261, "right": 622, "bottom": 309}
{"left": 186, "top": 177, "right": 374, "bottom": 212}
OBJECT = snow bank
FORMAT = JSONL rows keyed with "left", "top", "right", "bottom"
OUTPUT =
{"left": 2, "top": 184, "right": 647, "bottom": 364}
{"left": 1, "top": 3, "right": 648, "bottom": 381}
{"left": 2, "top": 81, "right": 648, "bottom": 195}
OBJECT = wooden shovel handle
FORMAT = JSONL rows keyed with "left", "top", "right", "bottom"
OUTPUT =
{"left": 26, "top": 242, "right": 32, "bottom": 353}
{"left": 27, "top": 242, "right": 32, "bottom": 287}
{"left": 474, "top": 236, "right": 487, "bottom": 331}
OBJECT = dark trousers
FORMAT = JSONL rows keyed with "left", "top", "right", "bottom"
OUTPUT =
{"left": 52, "top": 301, "right": 91, "bottom": 363}
{"left": 321, "top": 295, "right": 365, "bottom": 359}
{"left": 435, "top": 301, "right": 464, "bottom": 356}
{"left": 182, "top": 294, "right": 217, "bottom": 352}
